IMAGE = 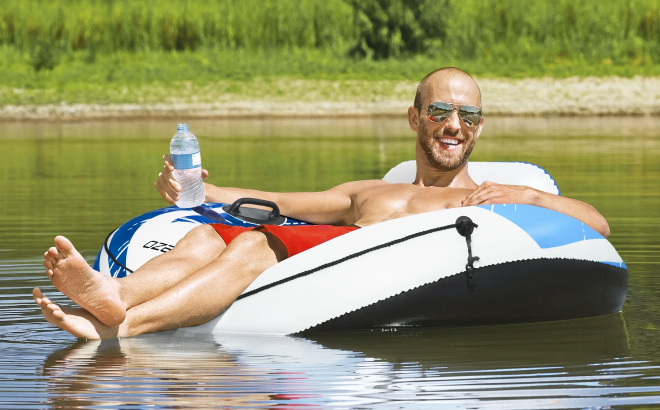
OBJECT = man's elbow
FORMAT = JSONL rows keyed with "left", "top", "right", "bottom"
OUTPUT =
{"left": 600, "top": 220, "right": 610, "bottom": 238}
{"left": 594, "top": 215, "right": 610, "bottom": 238}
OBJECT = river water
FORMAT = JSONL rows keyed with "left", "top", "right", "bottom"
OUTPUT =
{"left": 1, "top": 117, "right": 660, "bottom": 408}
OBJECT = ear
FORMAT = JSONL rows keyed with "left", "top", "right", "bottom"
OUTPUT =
{"left": 473, "top": 116, "right": 485, "bottom": 141}
{"left": 408, "top": 106, "right": 420, "bottom": 132}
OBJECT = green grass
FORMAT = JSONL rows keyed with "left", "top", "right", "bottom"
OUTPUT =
{"left": 2, "top": 47, "right": 660, "bottom": 107}
{"left": 1, "top": 0, "right": 660, "bottom": 106}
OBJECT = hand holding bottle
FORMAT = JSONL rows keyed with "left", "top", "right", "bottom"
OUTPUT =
{"left": 155, "top": 124, "right": 208, "bottom": 206}
{"left": 155, "top": 154, "right": 209, "bottom": 205}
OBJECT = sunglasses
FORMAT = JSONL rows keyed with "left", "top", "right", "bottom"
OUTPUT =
{"left": 425, "top": 102, "right": 482, "bottom": 127}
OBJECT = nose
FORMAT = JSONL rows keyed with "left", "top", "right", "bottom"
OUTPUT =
{"left": 444, "top": 109, "right": 462, "bottom": 133}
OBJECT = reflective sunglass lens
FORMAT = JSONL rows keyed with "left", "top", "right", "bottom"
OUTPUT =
{"left": 428, "top": 103, "right": 453, "bottom": 122}
{"left": 458, "top": 106, "right": 481, "bottom": 126}
{"left": 459, "top": 105, "right": 480, "bottom": 114}
{"left": 429, "top": 110, "right": 453, "bottom": 122}
{"left": 427, "top": 102, "right": 481, "bottom": 125}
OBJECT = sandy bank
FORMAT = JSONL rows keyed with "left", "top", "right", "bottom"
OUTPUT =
{"left": 1, "top": 76, "right": 659, "bottom": 121}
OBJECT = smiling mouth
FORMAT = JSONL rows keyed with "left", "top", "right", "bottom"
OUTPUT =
{"left": 436, "top": 137, "right": 462, "bottom": 148}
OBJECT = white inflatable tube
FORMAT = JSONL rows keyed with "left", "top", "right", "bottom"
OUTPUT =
{"left": 94, "top": 162, "right": 626, "bottom": 334}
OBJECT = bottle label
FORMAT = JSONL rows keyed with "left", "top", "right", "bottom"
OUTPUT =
{"left": 171, "top": 152, "right": 201, "bottom": 169}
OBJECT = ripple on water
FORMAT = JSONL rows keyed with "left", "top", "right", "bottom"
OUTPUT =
{"left": 4, "top": 277, "right": 659, "bottom": 410}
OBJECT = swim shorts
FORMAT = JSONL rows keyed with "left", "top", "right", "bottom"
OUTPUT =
{"left": 209, "top": 224, "right": 360, "bottom": 258}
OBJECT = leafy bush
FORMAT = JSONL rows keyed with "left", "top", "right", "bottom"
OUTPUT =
{"left": 347, "top": 0, "right": 426, "bottom": 59}
{"left": 29, "top": 39, "right": 59, "bottom": 72}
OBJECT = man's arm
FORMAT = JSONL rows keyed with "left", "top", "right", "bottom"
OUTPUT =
{"left": 461, "top": 182, "right": 610, "bottom": 237}
{"left": 155, "top": 155, "right": 385, "bottom": 225}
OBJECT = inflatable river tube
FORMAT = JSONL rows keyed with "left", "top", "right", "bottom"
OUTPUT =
{"left": 94, "top": 162, "right": 628, "bottom": 335}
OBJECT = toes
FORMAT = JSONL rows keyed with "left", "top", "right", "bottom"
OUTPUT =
{"left": 54, "top": 236, "right": 76, "bottom": 258}
{"left": 37, "top": 297, "right": 49, "bottom": 309}
{"left": 43, "top": 254, "right": 57, "bottom": 275}
{"left": 33, "top": 289, "right": 53, "bottom": 311}
{"left": 33, "top": 287, "right": 44, "bottom": 303}
{"left": 47, "top": 247, "right": 63, "bottom": 262}
{"left": 51, "top": 309, "right": 66, "bottom": 320}
{"left": 35, "top": 291, "right": 53, "bottom": 307}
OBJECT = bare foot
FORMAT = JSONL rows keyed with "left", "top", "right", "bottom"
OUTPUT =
{"left": 43, "top": 236, "right": 126, "bottom": 326}
{"left": 33, "top": 288, "right": 123, "bottom": 340}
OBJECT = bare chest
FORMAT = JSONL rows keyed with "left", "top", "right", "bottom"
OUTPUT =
{"left": 354, "top": 184, "right": 473, "bottom": 225}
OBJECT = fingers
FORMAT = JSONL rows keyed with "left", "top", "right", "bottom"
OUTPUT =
{"left": 160, "top": 158, "right": 176, "bottom": 183}
{"left": 155, "top": 177, "right": 178, "bottom": 205}
{"left": 155, "top": 173, "right": 179, "bottom": 202}
{"left": 471, "top": 192, "right": 504, "bottom": 205}
{"left": 462, "top": 182, "right": 491, "bottom": 206}
{"left": 156, "top": 155, "right": 181, "bottom": 204}
{"left": 463, "top": 185, "right": 502, "bottom": 206}
{"left": 162, "top": 155, "right": 178, "bottom": 185}
{"left": 464, "top": 191, "right": 497, "bottom": 206}
{"left": 156, "top": 155, "right": 209, "bottom": 203}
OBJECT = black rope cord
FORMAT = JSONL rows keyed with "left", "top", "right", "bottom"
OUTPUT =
{"left": 236, "top": 216, "right": 480, "bottom": 300}
{"left": 103, "top": 228, "right": 134, "bottom": 275}
{"left": 455, "top": 216, "right": 480, "bottom": 292}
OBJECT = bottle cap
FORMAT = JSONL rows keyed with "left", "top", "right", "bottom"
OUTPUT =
{"left": 177, "top": 124, "right": 189, "bottom": 131}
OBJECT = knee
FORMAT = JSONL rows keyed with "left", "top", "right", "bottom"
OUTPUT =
{"left": 176, "top": 224, "right": 225, "bottom": 250}
{"left": 230, "top": 231, "right": 269, "bottom": 251}
{"left": 229, "top": 230, "right": 288, "bottom": 262}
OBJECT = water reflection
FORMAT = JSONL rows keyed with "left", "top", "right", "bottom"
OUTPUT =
{"left": 43, "top": 336, "right": 273, "bottom": 408}
{"left": 306, "top": 313, "right": 630, "bottom": 369}
{"left": 39, "top": 314, "right": 653, "bottom": 408}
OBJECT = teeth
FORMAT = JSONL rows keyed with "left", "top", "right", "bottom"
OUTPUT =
{"left": 439, "top": 138, "right": 460, "bottom": 146}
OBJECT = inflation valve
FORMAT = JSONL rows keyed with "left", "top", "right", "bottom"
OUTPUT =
{"left": 455, "top": 216, "right": 480, "bottom": 292}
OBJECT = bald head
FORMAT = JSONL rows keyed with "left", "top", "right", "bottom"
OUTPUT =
{"left": 413, "top": 67, "right": 482, "bottom": 110}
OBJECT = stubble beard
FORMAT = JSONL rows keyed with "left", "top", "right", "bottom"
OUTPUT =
{"left": 419, "top": 122, "right": 476, "bottom": 170}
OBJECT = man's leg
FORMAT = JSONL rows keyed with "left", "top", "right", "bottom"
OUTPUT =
{"left": 34, "top": 230, "right": 287, "bottom": 339}
{"left": 41, "top": 225, "right": 228, "bottom": 326}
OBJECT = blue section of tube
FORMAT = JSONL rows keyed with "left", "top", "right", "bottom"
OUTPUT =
{"left": 477, "top": 204, "right": 603, "bottom": 249}
{"left": 95, "top": 203, "right": 310, "bottom": 277}
{"left": 92, "top": 248, "right": 102, "bottom": 271}
{"left": 107, "top": 207, "right": 180, "bottom": 277}
{"left": 600, "top": 260, "right": 628, "bottom": 269}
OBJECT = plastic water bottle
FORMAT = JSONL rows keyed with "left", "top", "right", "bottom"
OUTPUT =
{"left": 170, "top": 123, "right": 205, "bottom": 208}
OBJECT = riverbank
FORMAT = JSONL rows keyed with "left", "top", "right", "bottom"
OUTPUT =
{"left": 1, "top": 76, "right": 659, "bottom": 120}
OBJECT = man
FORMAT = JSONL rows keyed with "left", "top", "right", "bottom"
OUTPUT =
{"left": 33, "top": 68, "right": 609, "bottom": 339}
